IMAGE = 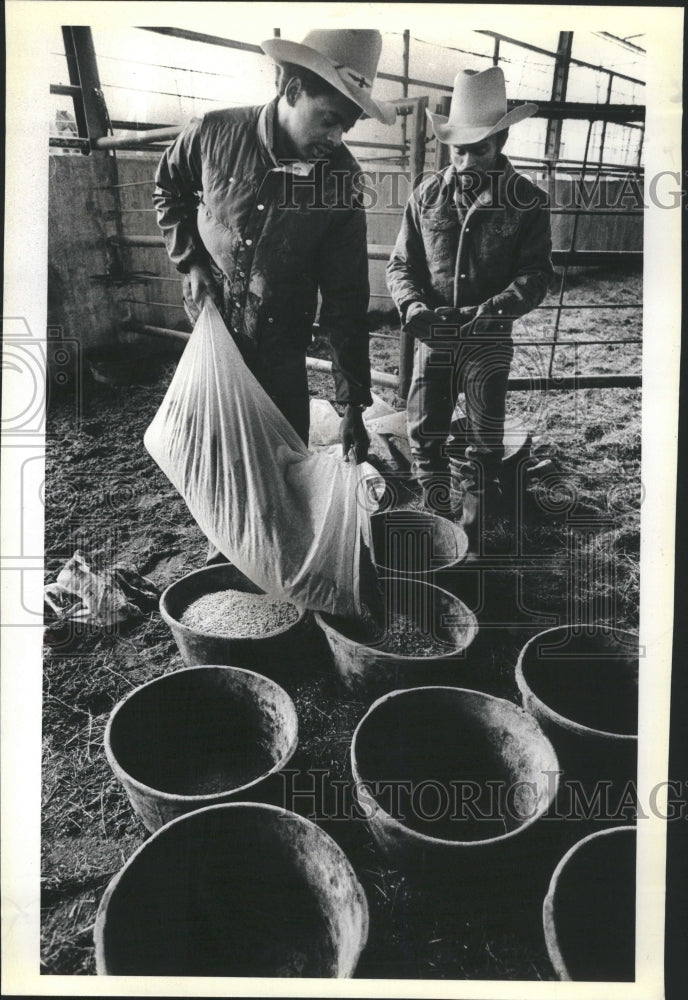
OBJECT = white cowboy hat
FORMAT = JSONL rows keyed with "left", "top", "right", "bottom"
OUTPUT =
{"left": 427, "top": 66, "right": 538, "bottom": 145}
{"left": 261, "top": 29, "right": 397, "bottom": 125}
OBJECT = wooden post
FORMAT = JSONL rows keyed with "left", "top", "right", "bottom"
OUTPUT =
{"left": 62, "top": 26, "right": 110, "bottom": 152}
{"left": 433, "top": 95, "right": 452, "bottom": 172}
{"left": 545, "top": 31, "right": 573, "bottom": 161}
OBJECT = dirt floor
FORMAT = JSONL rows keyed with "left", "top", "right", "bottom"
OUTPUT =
{"left": 41, "top": 265, "right": 641, "bottom": 978}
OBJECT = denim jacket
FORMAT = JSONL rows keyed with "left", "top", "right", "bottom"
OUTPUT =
{"left": 386, "top": 156, "right": 553, "bottom": 334}
{"left": 153, "top": 98, "right": 372, "bottom": 405}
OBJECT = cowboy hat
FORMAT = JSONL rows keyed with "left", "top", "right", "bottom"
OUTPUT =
{"left": 427, "top": 66, "right": 538, "bottom": 145}
{"left": 261, "top": 29, "right": 396, "bottom": 125}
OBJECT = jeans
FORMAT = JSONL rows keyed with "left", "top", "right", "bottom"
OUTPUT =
{"left": 406, "top": 332, "right": 514, "bottom": 493}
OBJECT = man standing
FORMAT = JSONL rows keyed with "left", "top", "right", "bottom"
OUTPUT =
{"left": 387, "top": 67, "right": 553, "bottom": 548}
{"left": 154, "top": 29, "right": 395, "bottom": 464}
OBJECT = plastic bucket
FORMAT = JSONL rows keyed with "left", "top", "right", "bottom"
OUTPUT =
{"left": 543, "top": 825, "right": 636, "bottom": 980}
{"left": 94, "top": 802, "right": 369, "bottom": 977}
{"left": 160, "top": 563, "right": 306, "bottom": 672}
{"left": 315, "top": 576, "right": 478, "bottom": 698}
{"left": 351, "top": 686, "right": 559, "bottom": 876}
{"left": 369, "top": 509, "right": 469, "bottom": 577}
{"left": 105, "top": 665, "right": 298, "bottom": 831}
{"left": 515, "top": 625, "right": 638, "bottom": 805}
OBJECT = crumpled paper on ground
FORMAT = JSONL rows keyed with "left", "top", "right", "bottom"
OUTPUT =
{"left": 44, "top": 551, "right": 159, "bottom": 640}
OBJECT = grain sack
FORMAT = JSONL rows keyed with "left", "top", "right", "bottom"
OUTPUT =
{"left": 144, "top": 300, "right": 381, "bottom": 617}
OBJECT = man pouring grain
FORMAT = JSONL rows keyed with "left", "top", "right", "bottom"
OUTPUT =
{"left": 154, "top": 28, "right": 395, "bottom": 476}
{"left": 387, "top": 67, "right": 553, "bottom": 551}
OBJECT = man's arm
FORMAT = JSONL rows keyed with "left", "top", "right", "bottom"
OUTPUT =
{"left": 316, "top": 197, "right": 373, "bottom": 409}
{"left": 316, "top": 190, "right": 373, "bottom": 462}
{"left": 153, "top": 117, "right": 209, "bottom": 273}
{"left": 153, "top": 118, "right": 221, "bottom": 316}
{"left": 386, "top": 192, "right": 431, "bottom": 322}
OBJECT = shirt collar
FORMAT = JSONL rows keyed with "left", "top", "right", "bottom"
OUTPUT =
{"left": 257, "top": 97, "right": 314, "bottom": 176}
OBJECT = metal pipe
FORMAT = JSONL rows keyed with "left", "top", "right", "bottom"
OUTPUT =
{"left": 49, "top": 136, "right": 90, "bottom": 151}
{"left": 50, "top": 83, "right": 82, "bottom": 97}
{"left": 476, "top": 30, "right": 646, "bottom": 85}
{"left": 110, "top": 119, "right": 174, "bottom": 131}
{"left": 109, "top": 234, "right": 166, "bottom": 247}
{"left": 508, "top": 375, "right": 641, "bottom": 389}
{"left": 548, "top": 118, "right": 595, "bottom": 379}
{"left": 96, "top": 125, "right": 183, "bottom": 149}
{"left": 107, "top": 235, "right": 642, "bottom": 269}
{"left": 123, "top": 323, "right": 642, "bottom": 390}
{"left": 140, "top": 26, "right": 263, "bottom": 54}
{"left": 346, "top": 140, "right": 408, "bottom": 151}
{"left": 401, "top": 29, "right": 410, "bottom": 152}
{"left": 123, "top": 322, "right": 400, "bottom": 388}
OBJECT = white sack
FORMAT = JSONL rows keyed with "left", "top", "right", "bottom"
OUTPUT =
{"left": 144, "top": 300, "right": 380, "bottom": 616}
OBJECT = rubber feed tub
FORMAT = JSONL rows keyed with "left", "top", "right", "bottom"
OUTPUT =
{"left": 315, "top": 576, "right": 478, "bottom": 698}
{"left": 515, "top": 625, "right": 638, "bottom": 795}
{"left": 543, "top": 825, "right": 636, "bottom": 980}
{"left": 94, "top": 803, "right": 369, "bottom": 977}
{"left": 105, "top": 665, "right": 298, "bottom": 831}
{"left": 351, "top": 686, "right": 559, "bottom": 876}
{"left": 369, "top": 509, "right": 469, "bottom": 576}
{"left": 160, "top": 563, "right": 306, "bottom": 672}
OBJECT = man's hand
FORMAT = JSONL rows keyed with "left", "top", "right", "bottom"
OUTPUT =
{"left": 403, "top": 301, "right": 437, "bottom": 340}
{"left": 183, "top": 262, "right": 222, "bottom": 322}
{"left": 341, "top": 405, "right": 370, "bottom": 463}
{"left": 404, "top": 303, "right": 478, "bottom": 341}
{"left": 435, "top": 305, "right": 478, "bottom": 324}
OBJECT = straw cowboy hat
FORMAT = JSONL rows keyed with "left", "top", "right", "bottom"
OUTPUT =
{"left": 261, "top": 29, "right": 397, "bottom": 125}
{"left": 427, "top": 66, "right": 538, "bottom": 145}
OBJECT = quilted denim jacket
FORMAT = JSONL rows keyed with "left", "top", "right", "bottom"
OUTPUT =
{"left": 153, "top": 98, "right": 372, "bottom": 405}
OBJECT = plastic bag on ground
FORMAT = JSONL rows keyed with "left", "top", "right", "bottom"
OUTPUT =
{"left": 144, "top": 300, "right": 381, "bottom": 617}
{"left": 45, "top": 551, "right": 159, "bottom": 630}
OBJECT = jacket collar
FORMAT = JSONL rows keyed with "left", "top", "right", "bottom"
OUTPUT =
{"left": 257, "top": 97, "right": 314, "bottom": 176}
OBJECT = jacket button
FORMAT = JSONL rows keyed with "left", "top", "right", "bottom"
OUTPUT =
{"left": 460, "top": 273, "right": 466, "bottom": 279}
{"left": 238, "top": 270, "right": 245, "bottom": 278}
{"left": 245, "top": 239, "right": 252, "bottom": 246}
{"left": 268, "top": 317, "right": 274, "bottom": 323}
{"left": 257, "top": 204, "right": 265, "bottom": 211}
